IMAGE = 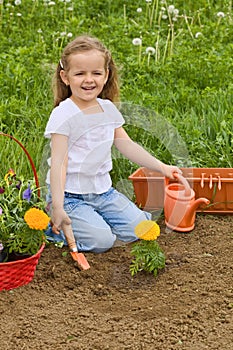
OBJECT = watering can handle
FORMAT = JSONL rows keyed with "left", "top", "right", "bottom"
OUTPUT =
{"left": 173, "top": 172, "right": 192, "bottom": 197}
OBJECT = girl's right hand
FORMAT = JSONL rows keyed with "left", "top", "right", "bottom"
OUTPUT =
{"left": 51, "top": 208, "right": 72, "bottom": 234}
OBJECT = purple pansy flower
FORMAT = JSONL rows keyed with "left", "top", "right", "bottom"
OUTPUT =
{"left": 23, "top": 185, "right": 32, "bottom": 202}
{"left": 16, "top": 180, "right": 22, "bottom": 190}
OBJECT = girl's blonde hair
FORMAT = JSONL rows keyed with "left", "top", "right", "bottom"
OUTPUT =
{"left": 53, "top": 35, "right": 120, "bottom": 107}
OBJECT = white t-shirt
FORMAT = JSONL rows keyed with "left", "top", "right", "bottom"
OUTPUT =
{"left": 44, "top": 98, "right": 124, "bottom": 194}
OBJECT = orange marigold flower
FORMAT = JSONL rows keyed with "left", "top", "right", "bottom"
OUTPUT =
{"left": 135, "top": 220, "right": 160, "bottom": 241}
{"left": 24, "top": 208, "right": 50, "bottom": 230}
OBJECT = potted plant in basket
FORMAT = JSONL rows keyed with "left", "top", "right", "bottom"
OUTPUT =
{"left": 0, "top": 169, "right": 50, "bottom": 263}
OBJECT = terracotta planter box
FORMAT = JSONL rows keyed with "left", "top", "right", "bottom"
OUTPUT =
{"left": 128, "top": 167, "right": 233, "bottom": 214}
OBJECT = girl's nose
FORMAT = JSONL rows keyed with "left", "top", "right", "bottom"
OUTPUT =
{"left": 84, "top": 73, "right": 94, "bottom": 82}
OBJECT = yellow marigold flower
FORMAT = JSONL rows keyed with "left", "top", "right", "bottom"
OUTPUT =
{"left": 135, "top": 220, "right": 160, "bottom": 241}
{"left": 24, "top": 208, "right": 50, "bottom": 230}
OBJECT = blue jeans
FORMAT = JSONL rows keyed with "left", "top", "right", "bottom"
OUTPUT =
{"left": 46, "top": 187, "right": 151, "bottom": 253}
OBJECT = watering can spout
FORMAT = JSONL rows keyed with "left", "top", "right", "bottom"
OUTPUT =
{"left": 186, "top": 198, "right": 210, "bottom": 223}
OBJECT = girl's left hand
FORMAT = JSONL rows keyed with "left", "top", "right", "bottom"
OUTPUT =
{"left": 162, "top": 165, "right": 182, "bottom": 179}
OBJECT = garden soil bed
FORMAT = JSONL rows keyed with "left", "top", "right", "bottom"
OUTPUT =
{"left": 0, "top": 214, "right": 233, "bottom": 350}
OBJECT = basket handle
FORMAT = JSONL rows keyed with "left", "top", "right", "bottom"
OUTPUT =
{"left": 0, "top": 132, "right": 40, "bottom": 197}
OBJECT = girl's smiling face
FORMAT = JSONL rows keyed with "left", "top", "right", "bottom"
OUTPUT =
{"left": 60, "top": 49, "right": 109, "bottom": 110}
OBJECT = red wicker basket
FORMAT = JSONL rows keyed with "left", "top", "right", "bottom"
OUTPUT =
{"left": 0, "top": 133, "right": 44, "bottom": 291}
{"left": 0, "top": 243, "right": 45, "bottom": 291}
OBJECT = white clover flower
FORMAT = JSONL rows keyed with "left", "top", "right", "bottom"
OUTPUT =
{"left": 67, "top": 32, "right": 73, "bottom": 38}
{"left": 137, "top": 8, "right": 142, "bottom": 13}
{"left": 14, "top": 0, "right": 21, "bottom": 5}
{"left": 195, "top": 32, "right": 202, "bottom": 38}
{"left": 173, "top": 9, "right": 179, "bottom": 16}
{"left": 217, "top": 12, "right": 225, "bottom": 17}
{"left": 146, "top": 46, "right": 156, "bottom": 55}
{"left": 16, "top": 12, "right": 22, "bottom": 16}
{"left": 37, "top": 28, "right": 43, "bottom": 33}
{"left": 162, "top": 14, "right": 168, "bottom": 19}
{"left": 168, "top": 5, "right": 175, "bottom": 13}
{"left": 132, "top": 38, "right": 142, "bottom": 46}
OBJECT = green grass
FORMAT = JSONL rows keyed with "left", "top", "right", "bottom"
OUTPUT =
{"left": 0, "top": 0, "right": 232, "bottom": 185}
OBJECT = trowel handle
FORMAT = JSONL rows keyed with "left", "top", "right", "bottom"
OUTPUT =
{"left": 173, "top": 172, "right": 192, "bottom": 197}
{"left": 62, "top": 223, "right": 77, "bottom": 252}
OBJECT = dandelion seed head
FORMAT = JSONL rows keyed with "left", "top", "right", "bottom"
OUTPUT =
{"left": 217, "top": 11, "right": 225, "bottom": 17}
{"left": 67, "top": 32, "right": 73, "bottom": 38}
{"left": 168, "top": 5, "right": 175, "bottom": 13}
{"left": 162, "top": 14, "right": 167, "bottom": 20}
{"left": 132, "top": 38, "right": 142, "bottom": 46}
{"left": 195, "top": 32, "right": 202, "bottom": 38}
{"left": 14, "top": 0, "right": 21, "bottom": 5}
{"left": 137, "top": 8, "right": 142, "bottom": 13}
{"left": 146, "top": 46, "right": 156, "bottom": 55}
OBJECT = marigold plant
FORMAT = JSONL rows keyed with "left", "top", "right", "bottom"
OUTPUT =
{"left": 130, "top": 220, "right": 165, "bottom": 277}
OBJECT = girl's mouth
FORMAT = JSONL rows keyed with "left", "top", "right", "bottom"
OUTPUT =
{"left": 82, "top": 86, "right": 95, "bottom": 90}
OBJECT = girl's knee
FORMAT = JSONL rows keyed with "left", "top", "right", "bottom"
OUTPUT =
{"left": 76, "top": 227, "right": 115, "bottom": 253}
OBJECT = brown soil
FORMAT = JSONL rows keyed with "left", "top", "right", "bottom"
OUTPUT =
{"left": 0, "top": 214, "right": 233, "bottom": 350}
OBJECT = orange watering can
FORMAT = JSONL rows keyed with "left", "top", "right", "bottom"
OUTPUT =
{"left": 164, "top": 173, "right": 210, "bottom": 232}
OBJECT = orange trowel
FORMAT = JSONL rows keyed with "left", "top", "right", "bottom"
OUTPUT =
{"left": 62, "top": 223, "right": 90, "bottom": 270}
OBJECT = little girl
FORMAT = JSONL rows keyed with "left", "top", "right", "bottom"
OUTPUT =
{"left": 44, "top": 34, "right": 181, "bottom": 253}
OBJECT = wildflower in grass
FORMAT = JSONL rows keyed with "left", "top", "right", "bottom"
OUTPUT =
{"left": 0, "top": 207, "right": 2, "bottom": 215}
{"left": 60, "top": 31, "right": 67, "bottom": 36}
{"left": 24, "top": 208, "right": 50, "bottom": 230}
{"left": 217, "top": 12, "right": 225, "bottom": 18}
{"left": 0, "top": 188, "right": 4, "bottom": 194}
{"left": 14, "top": 0, "right": 21, "bottom": 5}
{"left": 67, "top": 6, "right": 73, "bottom": 11}
{"left": 23, "top": 185, "right": 32, "bottom": 202}
{"left": 132, "top": 38, "right": 142, "bottom": 46}
{"left": 162, "top": 14, "right": 168, "bottom": 20}
{"left": 48, "top": 1, "right": 56, "bottom": 6}
{"left": 67, "top": 32, "right": 73, "bottom": 38}
{"left": 137, "top": 8, "right": 142, "bottom": 13}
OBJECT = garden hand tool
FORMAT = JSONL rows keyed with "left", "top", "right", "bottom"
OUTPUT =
{"left": 62, "top": 223, "right": 90, "bottom": 270}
